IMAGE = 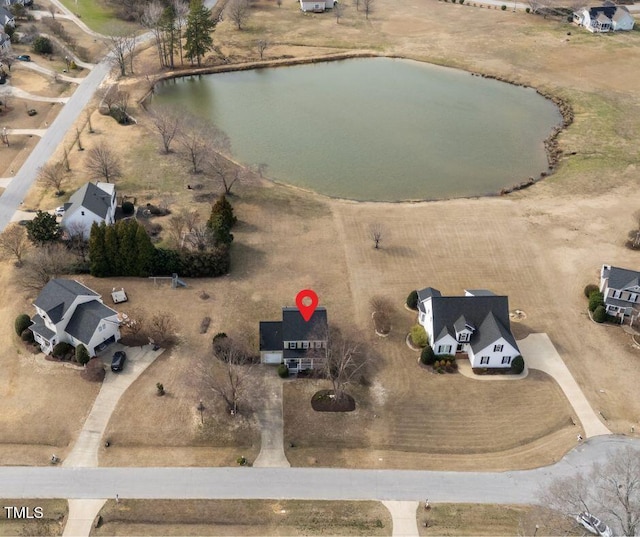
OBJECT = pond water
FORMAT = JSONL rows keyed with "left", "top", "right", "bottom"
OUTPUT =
{"left": 153, "top": 58, "right": 562, "bottom": 201}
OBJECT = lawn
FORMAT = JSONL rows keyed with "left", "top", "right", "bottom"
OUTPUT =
{"left": 54, "top": 0, "right": 134, "bottom": 35}
{"left": 0, "top": 499, "right": 67, "bottom": 536}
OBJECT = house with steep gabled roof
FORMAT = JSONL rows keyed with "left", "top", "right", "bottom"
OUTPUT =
{"left": 599, "top": 264, "right": 640, "bottom": 322}
{"left": 60, "top": 182, "right": 117, "bottom": 239}
{"left": 417, "top": 288, "right": 520, "bottom": 369}
{"left": 259, "top": 306, "right": 328, "bottom": 373}
{"left": 29, "top": 279, "right": 121, "bottom": 357}
{"left": 573, "top": 5, "right": 635, "bottom": 32}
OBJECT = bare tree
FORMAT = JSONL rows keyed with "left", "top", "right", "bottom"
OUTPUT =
{"left": 540, "top": 447, "right": 640, "bottom": 537}
{"left": 0, "top": 223, "right": 29, "bottom": 266}
{"left": 276, "top": 0, "right": 282, "bottom": 6}
{"left": 205, "top": 337, "right": 253, "bottom": 415}
{"left": 37, "top": 162, "right": 67, "bottom": 196}
{"left": 334, "top": 1, "right": 345, "bottom": 23}
{"left": 256, "top": 39, "right": 269, "bottom": 60}
{"left": 362, "top": 0, "right": 374, "bottom": 18}
{"left": 226, "top": 0, "right": 251, "bottom": 30}
{"left": 141, "top": 0, "right": 165, "bottom": 67}
{"left": 105, "top": 32, "right": 137, "bottom": 77}
{"left": 320, "top": 327, "right": 367, "bottom": 403}
{"left": 187, "top": 224, "right": 214, "bottom": 251}
{"left": 86, "top": 143, "right": 123, "bottom": 183}
{"left": 121, "top": 307, "right": 147, "bottom": 340}
{"left": 47, "top": 3, "right": 56, "bottom": 18}
{"left": 181, "top": 116, "right": 229, "bottom": 174}
{"left": 21, "top": 244, "right": 71, "bottom": 291}
{"left": 149, "top": 312, "right": 178, "bottom": 348}
{"left": 369, "top": 222, "right": 384, "bottom": 249}
{"left": 172, "top": 0, "right": 190, "bottom": 66}
{"left": 65, "top": 222, "right": 90, "bottom": 263}
{"left": 150, "top": 105, "right": 182, "bottom": 154}
{"left": 354, "top": 0, "right": 361, "bottom": 11}
{"left": 204, "top": 153, "right": 241, "bottom": 195}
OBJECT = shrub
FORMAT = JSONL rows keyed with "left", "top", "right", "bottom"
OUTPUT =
{"left": 588, "top": 291, "right": 605, "bottom": 312}
{"left": 75, "top": 344, "right": 90, "bottom": 365}
{"left": 525, "top": 6, "right": 530, "bottom": 12}
{"left": 52, "top": 342, "right": 73, "bottom": 358}
{"left": 420, "top": 345, "right": 436, "bottom": 365}
{"left": 511, "top": 355, "right": 525, "bottom": 374}
{"left": 501, "top": 4, "right": 506, "bottom": 9}
{"left": 237, "top": 456, "right": 247, "bottom": 466}
{"left": 33, "top": 36, "right": 53, "bottom": 54}
{"left": 277, "top": 364, "right": 289, "bottom": 378}
{"left": 410, "top": 324, "right": 428, "bottom": 348}
{"left": 21, "top": 329, "right": 35, "bottom": 343}
{"left": 213, "top": 332, "right": 228, "bottom": 342}
{"left": 593, "top": 305, "right": 607, "bottom": 323}
{"left": 156, "top": 382, "right": 165, "bottom": 396}
{"left": 584, "top": 284, "right": 599, "bottom": 298}
{"left": 69, "top": 60, "right": 77, "bottom": 70}
{"left": 15, "top": 313, "right": 31, "bottom": 336}
{"left": 122, "top": 201, "right": 134, "bottom": 216}
{"left": 406, "top": 290, "right": 418, "bottom": 310}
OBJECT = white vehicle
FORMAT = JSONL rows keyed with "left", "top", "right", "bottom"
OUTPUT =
{"left": 576, "top": 512, "right": 613, "bottom": 537}
{"left": 55, "top": 206, "right": 65, "bottom": 217}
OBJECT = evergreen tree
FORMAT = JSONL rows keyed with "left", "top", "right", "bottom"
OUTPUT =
{"left": 89, "top": 222, "right": 109, "bottom": 277}
{"left": 25, "top": 210, "right": 62, "bottom": 246}
{"left": 104, "top": 224, "right": 120, "bottom": 277}
{"left": 160, "top": 5, "right": 178, "bottom": 69}
{"left": 184, "top": 0, "right": 215, "bottom": 67}
{"left": 117, "top": 219, "right": 138, "bottom": 276}
{"left": 208, "top": 194, "right": 237, "bottom": 232}
{"left": 134, "top": 223, "right": 156, "bottom": 277}
{"left": 75, "top": 344, "right": 90, "bottom": 365}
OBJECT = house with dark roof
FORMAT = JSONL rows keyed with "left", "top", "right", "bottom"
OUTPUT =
{"left": 259, "top": 307, "right": 328, "bottom": 373}
{"left": 60, "top": 182, "right": 117, "bottom": 239}
{"left": 0, "top": 6, "right": 14, "bottom": 27}
{"left": 599, "top": 264, "right": 640, "bottom": 322}
{"left": 29, "top": 279, "right": 121, "bottom": 357}
{"left": 417, "top": 288, "right": 520, "bottom": 369}
{"left": 573, "top": 5, "right": 635, "bottom": 32}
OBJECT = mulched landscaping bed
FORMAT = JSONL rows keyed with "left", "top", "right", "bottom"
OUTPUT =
{"left": 311, "top": 390, "right": 355, "bottom": 412}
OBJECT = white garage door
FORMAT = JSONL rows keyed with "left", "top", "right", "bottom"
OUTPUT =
{"left": 262, "top": 352, "right": 283, "bottom": 365}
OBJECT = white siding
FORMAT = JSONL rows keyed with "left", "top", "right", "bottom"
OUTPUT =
{"left": 433, "top": 334, "right": 457, "bottom": 355}
{"left": 468, "top": 337, "right": 519, "bottom": 368}
{"left": 262, "top": 351, "right": 283, "bottom": 365}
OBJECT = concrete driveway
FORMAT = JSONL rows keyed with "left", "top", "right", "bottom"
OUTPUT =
{"left": 62, "top": 344, "right": 164, "bottom": 468}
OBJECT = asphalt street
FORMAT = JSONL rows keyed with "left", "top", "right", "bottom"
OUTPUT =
{"left": 1, "top": 436, "right": 637, "bottom": 501}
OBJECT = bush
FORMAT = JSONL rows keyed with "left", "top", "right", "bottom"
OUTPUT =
{"left": 277, "top": 364, "right": 289, "bottom": 378}
{"left": 584, "top": 284, "right": 599, "bottom": 298}
{"left": 237, "top": 456, "right": 247, "bottom": 466}
{"left": 501, "top": 4, "right": 506, "bottom": 9}
{"left": 420, "top": 345, "right": 436, "bottom": 365}
{"left": 511, "top": 355, "right": 525, "bottom": 374}
{"left": 21, "top": 329, "right": 35, "bottom": 343}
{"left": 525, "top": 6, "right": 530, "bottom": 12}
{"left": 156, "top": 382, "right": 165, "bottom": 396}
{"left": 122, "top": 201, "right": 134, "bottom": 216}
{"left": 588, "top": 291, "right": 605, "bottom": 312}
{"left": 15, "top": 313, "right": 31, "bottom": 336}
{"left": 410, "top": 324, "right": 428, "bottom": 348}
{"left": 33, "top": 36, "right": 53, "bottom": 54}
{"left": 52, "top": 342, "right": 73, "bottom": 358}
{"left": 593, "top": 305, "right": 607, "bottom": 323}
{"left": 75, "top": 344, "right": 90, "bottom": 365}
{"left": 406, "top": 290, "right": 418, "bottom": 310}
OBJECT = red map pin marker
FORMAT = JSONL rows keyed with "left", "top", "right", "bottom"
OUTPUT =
{"left": 296, "top": 289, "right": 319, "bottom": 322}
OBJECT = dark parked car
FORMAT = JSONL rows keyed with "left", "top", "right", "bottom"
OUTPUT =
{"left": 111, "top": 351, "right": 127, "bottom": 372}
{"left": 17, "top": 55, "right": 31, "bottom": 62}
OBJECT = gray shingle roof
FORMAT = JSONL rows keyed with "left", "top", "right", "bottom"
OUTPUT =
{"left": 430, "top": 295, "right": 518, "bottom": 353}
{"left": 417, "top": 287, "right": 441, "bottom": 313}
{"left": 65, "top": 301, "right": 118, "bottom": 345}
{"left": 34, "top": 279, "right": 98, "bottom": 324}
{"left": 259, "top": 321, "right": 283, "bottom": 351}
{"left": 29, "top": 314, "right": 55, "bottom": 341}
{"left": 61, "top": 182, "right": 113, "bottom": 225}
{"left": 605, "top": 266, "right": 640, "bottom": 291}
{"left": 282, "top": 307, "right": 328, "bottom": 342}
{"left": 465, "top": 289, "right": 495, "bottom": 297}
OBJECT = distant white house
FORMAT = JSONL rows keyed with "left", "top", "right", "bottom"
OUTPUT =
{"left": 29, "top": 279, "right": 121, "bottom": 357}
{"left": 299, "top": 0, "right": 335, "bottom": 12}
{"left": 0, "top": 6, "right": 15, "bottom": 27}
{"left": 417, "top": 287, "right": 520, "bottom": 369}
{"left": 599, "top": 264, "right": 640, "bottom": 322}
{"left": 0, "top": 32, "right": 10, "bottom": 54}
{"left": 60, "top": 182, "right": 117, "bottom": 239}
{"left": 573, "top": 5, "right": 635, "bottom": 32}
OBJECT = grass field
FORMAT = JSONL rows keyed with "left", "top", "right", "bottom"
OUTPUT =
{"left": 54, "top": 0, "right": 132, "bottom": 35}
{"left": 91, "top": 499, "right": 391, "bottom": 536}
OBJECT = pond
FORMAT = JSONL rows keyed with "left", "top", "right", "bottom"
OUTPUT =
{"left": 152, "top": 58, "right": 562, "bottom": 201}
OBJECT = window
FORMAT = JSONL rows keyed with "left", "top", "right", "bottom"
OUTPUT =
{"left": 98, "top": 325, "right": 102, "bottom": 332}
{"left": 493, "top": 344, "right": 503, "bottom": 352}
{"left": 302, "top": 341, "right": 310, "bottom": 349}
{"left": 458, "top": 332, "right": 469, "bottom": 343}
{"left": 437, "top": 345, "right": 452, "bottom": 354}
{"left": 480, "top": 356, "right": 490, "bottom": 365}
{"left": 288, "top": 342, "right": 297, "bottom": 349}
{"left": 501, "top": 356, "right": 511, "bottom": 365}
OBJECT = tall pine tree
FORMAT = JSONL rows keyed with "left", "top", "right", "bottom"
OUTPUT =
{"left": 89, "top": 222, "right": 109, "bottom": 277}
{"left": 184, "top": 0, "right": 215, "bottom": 67}
{"left": 134, "top": 223, "right": 156, "bottom": 277}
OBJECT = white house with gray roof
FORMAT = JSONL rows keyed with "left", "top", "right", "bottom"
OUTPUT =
{"left": 417, "top": 287, "right": 520, "bottom": 369}
{"left": 599, "top": 264, "right": 640, "bottom": 322}
{"left": 29, "top": 279, "right": 121, "bottom": 357}
{"left": 573, "top": 5, "right": 635, "bottom": 32}
{"left": 60, "top": 182, "right": 116, "bottom": 239}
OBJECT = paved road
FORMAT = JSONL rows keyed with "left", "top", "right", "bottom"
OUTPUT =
{"left": 1, "top": 436, "right": 637, "bottom": 501}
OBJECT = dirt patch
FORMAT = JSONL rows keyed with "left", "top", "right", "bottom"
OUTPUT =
{"left": 91, "top": 499, "right": 391, "bottom": 536}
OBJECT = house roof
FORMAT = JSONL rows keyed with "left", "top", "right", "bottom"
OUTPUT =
{"left": 259, "top": 321, "right": 283, "bottom": 351}
{"left": 465, "top": 289, "right": 496, "bottom": 297}
{"left": 29, "top": 313, "right": 55, "bottom": 341}
{"left": 65, "top": 300, "right": 118, "bottom": 346}
{"left": 417, "top": 287, "right": 441, "bottom": 313}
{"left": 604, "top": 266, "right": 640, "bottom": 291}
{"left": 605, "top": 297, "right": 635, "bottom": 310}
{"left": 61, "top": 182, "right": 114, "bottom": 225}
{"left": 282, "top": 307, "right": 328, "bottom": 342}
{"left": 430, "top": 295, "right": 518, "bottom": 353}
{"left": 0, "top": 7, "right": 13, "bottom": 20}
{"left": 34, "top": 279, "right": 99, "bottom": 324}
